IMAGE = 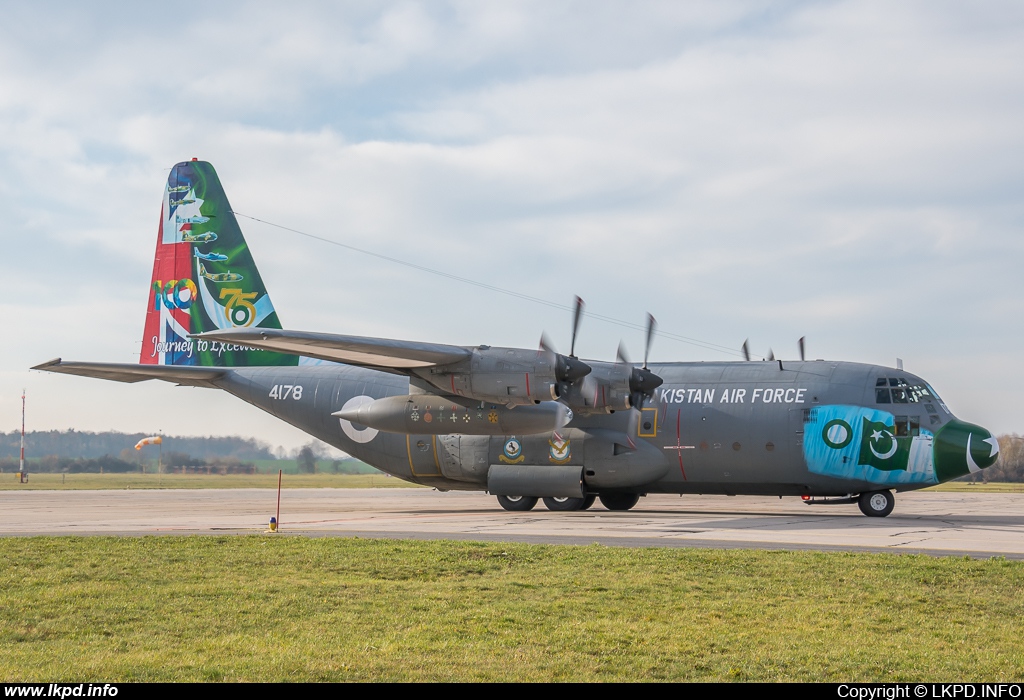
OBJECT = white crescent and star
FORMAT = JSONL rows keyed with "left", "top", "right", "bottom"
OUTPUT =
{"left": 869, "top": 429, "right": 898, "bottom": 460}
{"left": 966, "top": 434, "right": 1000, "bottom": 473}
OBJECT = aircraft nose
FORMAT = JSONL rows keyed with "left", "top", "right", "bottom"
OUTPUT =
{"left": 933, "top": 419, "right": 1000, "bottom": 482}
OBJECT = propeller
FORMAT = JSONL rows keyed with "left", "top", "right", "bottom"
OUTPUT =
{"left": 539, "top": 298, "right": 592, "bottom": 390}
{"left": 741, "top": 340, "right": 802, "bottom": 362}
{"left": 627, "top": 313, "right": 663, "bottom": 409}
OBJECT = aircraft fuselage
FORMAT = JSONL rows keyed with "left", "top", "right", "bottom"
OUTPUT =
{"left": 212, "top": 358, "right": 985, "bottom": 498}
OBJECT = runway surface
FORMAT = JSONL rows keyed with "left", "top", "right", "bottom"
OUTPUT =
{"left": 3, "top": 488, "right": 1022, "bottom": 558}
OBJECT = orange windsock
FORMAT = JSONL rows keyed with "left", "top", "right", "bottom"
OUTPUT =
{"left": 134, "top": 436, "right": 163, "bottom": 450}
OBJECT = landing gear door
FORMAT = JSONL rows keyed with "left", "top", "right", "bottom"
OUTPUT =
{"left": 437, "top": 435, "right": 489, "bottom": 483}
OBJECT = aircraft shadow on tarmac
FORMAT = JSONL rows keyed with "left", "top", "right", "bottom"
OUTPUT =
{"left": 475, "top": 507, "right": 1024, "bottom": 531}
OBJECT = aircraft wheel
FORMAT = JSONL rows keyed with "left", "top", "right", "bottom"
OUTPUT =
{"left": 599, "top": 493, "right": 640, "bottom": 511}
{"left": 543, "top": 496, "right": 588, "bottom": 511}
{"left": 581, "top": 495, "right": 597, "bottom": 510}
{"left": 496, "top": 495, "right": 538, "bottom": 512}
{"left": 858, "top": 490, "right": 894, "bottom": 517}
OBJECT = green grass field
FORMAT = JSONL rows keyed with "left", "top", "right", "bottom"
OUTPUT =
{"left": 0, "top": 472, "right": 423, "bottom": 490}
{"left": 931, "top": 482, "right": 1024, "bottom": 493}
{"left": 1, "top": 537, "right": 1022, "bottom": 682}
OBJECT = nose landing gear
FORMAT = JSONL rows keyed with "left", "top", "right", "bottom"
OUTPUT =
{"left": 858, "top": 490, "right": 895, "bottom": 517}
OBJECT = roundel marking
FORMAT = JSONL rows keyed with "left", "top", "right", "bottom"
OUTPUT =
{"left": 338, "top": 395, "right": 379, "bottom": 444}
{"left": 822, "top": 419, "right": 853, "bottom": 449}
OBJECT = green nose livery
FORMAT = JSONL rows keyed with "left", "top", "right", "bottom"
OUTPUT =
{"left": 933, "top": 420, "right": 1000, "bottom": 482}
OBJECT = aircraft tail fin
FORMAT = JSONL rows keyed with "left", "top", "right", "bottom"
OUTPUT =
{"left": 140, "top": 159, "right": 298, "bottom": 368}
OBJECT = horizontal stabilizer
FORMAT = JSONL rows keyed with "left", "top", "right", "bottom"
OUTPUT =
{"left": 31, "top": 359, "right": 225, "bottom": 388}
{"left": 194, "top": 329, "right": 471, "bottom": 369}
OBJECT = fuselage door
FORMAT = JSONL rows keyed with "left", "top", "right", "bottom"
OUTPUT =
{"left": 406, "top": 434, "right": 441, "bottom": 477}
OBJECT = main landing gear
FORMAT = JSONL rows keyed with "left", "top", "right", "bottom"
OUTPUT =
{"left": 542, "top": 495, "right": 597, "bottom": 511}
{"left": 495, "top": 495, "right": 539, "bottom": 511}
{"left": 496, "top": 493, "right": 638, "bottom": 512}
{"left": 598, "top": 493, "right": 640, "bottom": 511}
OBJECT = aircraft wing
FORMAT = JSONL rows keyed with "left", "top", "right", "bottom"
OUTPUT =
{"left": 195, "top": 328, "right": 471, "bottom": 370}
{"left": 31, "top": 359, "right": 226, "bottom": 388}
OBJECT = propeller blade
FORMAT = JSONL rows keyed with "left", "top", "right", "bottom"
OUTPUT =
{"left": 539, "top": 332, "right": 557, "bottom": 354}
{"left": 627, "top": 406, "right": 640, "bottom": 438}
{"left": 799, "top": 336, "right": 806, "bottom": 362}
{"left": 742, "top": 339, "right": 751, "bottom": 362}
{"left": 767, "top": 348, "right": 775, "bottom": 362}
{"left": 616, "top": 341, "right": 631, "bottom": 365}
{"left": 579, "top": 373, "right": 598, "bottom": 406}
{"left": 569, "top": 295, "right": 585, "bottom": 358}
{"left": 643, "top": 313, "right": 656, "bottom": 369}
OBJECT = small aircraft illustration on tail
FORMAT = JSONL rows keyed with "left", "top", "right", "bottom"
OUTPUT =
{"left": 197, "top": 262, "right": 243, "bottom": 283}
{"left": 194, "top": 250, "right": 229, "bottom": 263}
{"left": 34, "top": 160, "right": 1000, "bottom": 516}
{"left": 176, "top": 214, "right": 210, "bottom": 225}
{"left": 182, "top": 231, "right": 218, "bottom": 244}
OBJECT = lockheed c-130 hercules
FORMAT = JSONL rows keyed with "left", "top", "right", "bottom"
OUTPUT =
{"left": 35, "top": 160, "right": 1000, "bottom": 517}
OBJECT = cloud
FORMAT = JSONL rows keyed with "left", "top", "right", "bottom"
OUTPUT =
{"left": 2, "top": 0, "right": 1023, "bottom": 443}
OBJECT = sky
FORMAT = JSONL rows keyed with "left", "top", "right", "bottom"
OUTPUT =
{"left": 2, "top": 1, "right": 1022, "bottom": 452}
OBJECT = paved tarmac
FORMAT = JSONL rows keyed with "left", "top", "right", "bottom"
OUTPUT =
{"left": 2, "top": 488, "right": 1022, "bottom": 558}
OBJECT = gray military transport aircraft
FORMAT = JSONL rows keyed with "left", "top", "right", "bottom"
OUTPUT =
{"left": 35, "top": 160, "right": 1000, "bottom": 517}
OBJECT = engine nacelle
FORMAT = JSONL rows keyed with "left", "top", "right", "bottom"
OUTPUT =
{"left": 556, "top": 362, "right": 633, "bottom": 413}
{"left": 413, "top": 346, "right": 589, "bottom": 406}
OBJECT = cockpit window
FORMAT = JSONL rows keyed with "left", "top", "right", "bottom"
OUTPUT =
{"left": 876, "top": 378, "right": 932, "bottom": 404}
{"left": 893, "top": 416, "right": 921, "bottom": 437}
{"left": 908, "top": 385, "right": 931, "bottom": 402}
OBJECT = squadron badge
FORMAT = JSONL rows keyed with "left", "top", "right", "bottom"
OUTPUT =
{"left": 548, "top": 434, "right": 571, "bottom": 464}
{"left": 499, "top": 437, "right": 525, "bottom": 464}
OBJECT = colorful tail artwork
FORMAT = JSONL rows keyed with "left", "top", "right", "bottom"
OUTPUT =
{"left": 141, "top": 159, "right": 298, "bottom": 368}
